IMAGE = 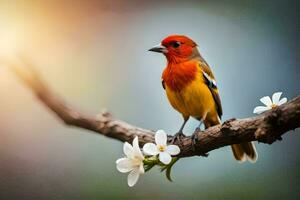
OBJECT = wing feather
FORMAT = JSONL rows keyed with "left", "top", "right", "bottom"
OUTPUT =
{"left": 198, "top": 60, "right": 223, "bottom": 118}
{"left": 162, "top": 79, "right": 165, "bottom": 90}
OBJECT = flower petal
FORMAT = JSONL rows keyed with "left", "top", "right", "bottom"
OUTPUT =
{"left": 139, "top": 163, "right": 145, "bottom": 174}
{"left": 253, "top": 106, "right": 270, "bottom": 114}
{"left": 132, "top": 136, "right": 144, "bottom": 159}
{"left": 123, "top": 142, "right": 134, "bottom": 159}
{"left": 166, "top": 145, "right": 180, "bottom": 156}
{"left": 159, "top": 152, "right": 172, "bottom": 165}
{"left": 272, "top": 92, "right": 282, "bottom": 105}
{"left": 127, "top": 167, "right": 140, "bottom": 187}
{"left": 278, "top": 97, "right": 287, "bottom": 106}
{"left": 116, "top": 158, "right": 134, "bottom": 173}
{"left": 143, "top": 143, "right": 159, "bottom": 156}
{"left": 260, "top": 96, "right": 272, "bottom": 107}
{"left": 155, "top": 130, "right": 167, "bottom": 146}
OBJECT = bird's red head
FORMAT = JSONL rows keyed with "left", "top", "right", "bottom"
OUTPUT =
{"left": 149, "top": 35, "right": 198, "bottom": 63}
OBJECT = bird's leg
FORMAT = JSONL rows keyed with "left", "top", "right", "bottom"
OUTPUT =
{"left": 191, "top": 120, "right": 203, "bottom": 151}
{"left": 171, "top": 118, "right": 188, "bottom": 144}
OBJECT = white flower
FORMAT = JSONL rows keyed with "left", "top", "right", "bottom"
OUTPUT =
{"left": 143, "top": 130, "right": 180, "bottom": 165}
{"left": 116, "top": 136, "right": 144, "bottom": 187}
{"left": 253, "top": 92, "right": 287, "bottom": 114}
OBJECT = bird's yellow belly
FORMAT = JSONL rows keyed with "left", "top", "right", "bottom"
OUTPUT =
{"left": 165, "top": 73, "right": 215, "bottom": 119}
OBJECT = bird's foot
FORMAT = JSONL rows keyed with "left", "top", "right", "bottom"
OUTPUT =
{"left": 191, "top": 128, "right": 208, "bottom": 157}
{"left": 191, "top": 127, "right": 201, "bottom": 151}
{"left": 171, "top": 132, "right": 186, "bottom": 145}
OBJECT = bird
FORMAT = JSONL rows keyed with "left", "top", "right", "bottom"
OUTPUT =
{"left": 149, "top": 35, "right": 257, "bottom": 163}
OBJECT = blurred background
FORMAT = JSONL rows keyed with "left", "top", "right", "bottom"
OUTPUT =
{"left": 0, "top": 0, "right": 299, "bottom": 199}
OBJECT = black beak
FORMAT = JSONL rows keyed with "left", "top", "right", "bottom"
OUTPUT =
{"left": 148, "top": 44, "right": 168, "bottom": 53}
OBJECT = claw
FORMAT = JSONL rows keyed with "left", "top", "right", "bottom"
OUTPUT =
{"left": 191, "top": 129, "right": 209, "bottom": 157}
{"left": 171, "top": 132, "right": 186, "bottom": 145}
{"left": 191, "top": 127, "right": 201, "bottom": 151}
{"left": 191, "top": 134, "right": 199, "bottom": 151}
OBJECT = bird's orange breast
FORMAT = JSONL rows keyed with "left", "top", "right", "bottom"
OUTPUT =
{"left": 162, "top": 61, "right": 216, "bottom": 119}
{"left": 162, "top": 61, "right": 198, "bottom": 92}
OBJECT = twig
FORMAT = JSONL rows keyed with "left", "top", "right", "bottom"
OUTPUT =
{"left": 6, "top": 58, "right": 300, "bottom": 158}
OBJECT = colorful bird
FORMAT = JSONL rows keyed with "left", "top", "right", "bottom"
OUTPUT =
{"left": 149, "top": 35, "right": 257, "bottom": 163}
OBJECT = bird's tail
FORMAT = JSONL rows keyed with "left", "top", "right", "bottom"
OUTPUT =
{"left": 204, "top": 115, "right": 258, "bottom": 163}
{"left": 231, "top": 142, "right": 258, "bottom": 163}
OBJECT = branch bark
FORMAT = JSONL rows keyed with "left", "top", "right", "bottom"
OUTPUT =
{"left": 7, "top": 58, "right": 300, "bottom": 158}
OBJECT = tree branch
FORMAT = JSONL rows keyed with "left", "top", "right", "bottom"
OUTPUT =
{"left": 6, "top": 58, "right": 300, "bottom": 158}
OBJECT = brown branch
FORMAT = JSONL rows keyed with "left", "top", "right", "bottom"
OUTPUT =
{"left": 6, "top": 58, "right": 300, "bottom": 158}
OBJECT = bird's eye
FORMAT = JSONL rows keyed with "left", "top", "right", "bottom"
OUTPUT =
{"left": 172, "top": 41, "right": 181, "bottom": 48}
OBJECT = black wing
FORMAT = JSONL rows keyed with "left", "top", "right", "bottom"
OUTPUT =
{"left": 200, "top": 61, "right": 223, "bottom": 118}
{"left": 162, "top": 79, "right": 165, "bottom": 90}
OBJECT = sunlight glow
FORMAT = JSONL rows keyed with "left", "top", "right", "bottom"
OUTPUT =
{"left": 0, "top": 29, "right": 20, "bottom": 63}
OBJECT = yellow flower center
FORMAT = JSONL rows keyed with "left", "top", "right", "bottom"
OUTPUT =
{"left": 271, "top": 104, "right": 278, "bottom": 109}
{"left": 132, "top": 157, "right": 142, "bottom": 166}
{"left": 158, "top": 145, "right": 166, "bottom": 152}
